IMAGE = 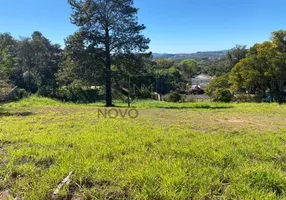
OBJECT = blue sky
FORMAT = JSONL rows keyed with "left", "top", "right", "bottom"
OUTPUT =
{"left": 0, "top": 0, "right": 285, "bottom": 53}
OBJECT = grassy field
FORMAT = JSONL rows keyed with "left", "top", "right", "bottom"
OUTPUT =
{"left": 0, "top": 97, "right": 286, "bottom": 199}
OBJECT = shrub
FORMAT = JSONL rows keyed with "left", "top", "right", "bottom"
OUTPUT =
{"left": 56, "top": 87, "right": 73, "bottom": 102}
{"left": 137, "top": 89, "right": 152, "bottom": 99}
{"left": 18, "top": 89, "right": 29, "bottom": 99}
{"left": 205, "top": 74, "right": 230, "bottom": 97}
{"left": 167, "top": 92, "right": 183, "bottom": 103}
{"left": 213, "top": 88, "right": 232, "bottom": 103}
{"left": 234, "top": 94, "right": 263, "bottom": 103}
{"left": 54, "top": 87, "right": 105, "bottom": 103}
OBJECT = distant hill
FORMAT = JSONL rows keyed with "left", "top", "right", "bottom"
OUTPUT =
{"left": 152, "top": 50, "right": 229, "bottom": 61}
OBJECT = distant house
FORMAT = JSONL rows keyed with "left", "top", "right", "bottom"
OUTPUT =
{"left": 191, "top": 74, "right": 213, "bottom": 88}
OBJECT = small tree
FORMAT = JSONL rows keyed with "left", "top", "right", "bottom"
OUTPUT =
{"left": 179, "top": 59, "right": 198, "bottom": 80}
{"left": 205, "top": 73, "right": 230, "bottom": 96}
{"left": 167, "top": 92, "right": 182, "bottom": 103}
{"left": 227, "top": 45, "right": 248, "bottom": 68}
{"left": 213, "top": 88, "right": 232, "bottom": 103}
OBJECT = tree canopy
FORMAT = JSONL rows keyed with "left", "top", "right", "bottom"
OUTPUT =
{"left": 229, "top": 30, "right": 286, "bottom": 102}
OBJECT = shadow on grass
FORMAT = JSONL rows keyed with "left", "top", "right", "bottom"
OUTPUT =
{"left": 157, "top": 105, "right": 234, "bottom": 110}
{"left": 0, "top": 111, "right": 33, "bottom": 117}
{"left": 102, "top": 105, "right": 234, "bottom": 110}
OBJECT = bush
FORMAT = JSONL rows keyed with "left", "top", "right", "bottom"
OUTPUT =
{"left": 213, "top": 88, "right": 232, "bottom": 103}
{"left": 137, "top": 89, "right": 152, "bottom": 99}
{"left": 18, "top": 88, "right": 29, "bottom": 99}
{"left": 54, "top": 87, "right": 105, "bottom": 103}
{"left": 234, "top": 94, "right": 263, "bottom": 103}
{"left": 167, "top": 92, "right": 184, "bottom": 103}
{"left": 56, "top": 87, "right": 73, "bottom": 102}
{"left": 205, "top": 74, "right": 230, "bottom": 97}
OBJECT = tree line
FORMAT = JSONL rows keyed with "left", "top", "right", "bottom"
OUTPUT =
{"left": 0, "top": 0, "right": 285, "bottom": 104}
{"left": 2, "top": 29, "right": 285, "bottom": 103}
{"left": 0, "top": 28, "right": 201, "bottom": 103}
{"left": 0, "top": 31, "right": 61, "bottom": 94}
{"left": 0, "top": 0, "right": 206, "bottom": 105}
{"left": 207, "top": 30, "right": 286, "bottom": 103}
{"left": 1, "top": 0, "right": 152, "bottom": 106}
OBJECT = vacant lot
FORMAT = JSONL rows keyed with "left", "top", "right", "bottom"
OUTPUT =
{"left": 0, "top": 97, "right": 286, "bottom": 199}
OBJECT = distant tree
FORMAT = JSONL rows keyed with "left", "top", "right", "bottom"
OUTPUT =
{"left": 0, "top": 33, "right": 17, "bottom": 82}
{"left": 12, "top": 37, "right": 36, "bottom": 92}
{"left": 271, "top": 30, "right": 286, "bottom": 102}
{"left": 199, "top": 58, "right": 230, "bottom": 76}
{"left": 229, "top": 57, "right": 267, "bottom": 95}
{"left": 205, "top": 73, "right": 230, "bottom": 97}
{"left": 13, "top": 32, "right": 62, "bottom": 93}
{"left": 168, "top": 66, "right": 181, "bottom": 82}
{"left": 229, "top": 31, "right": 286, "bottom": 102}
{"left": 132, "top": 58, "right": 178, "bottom": 95}
{"left": 213, "top": 88, "right": 232, "bottom": 103}
{"left": 155, "top": 58, "right": 175, "bottom": 69}
{"left": 68, "top": 0, "right": 150, "bottom": 106}
{"left": 229, "top": 42, "right": 275, "bottom": 97}
{"left": 227, "top": 45, "right": 248, "bottom": 68}
{"left": 256, "top": 41, "right": 277, "bottom": 100}
{"left": 56, "top": 53, "right": 83, "bottom": 88}
{"left": 31, "top": 31, "right": 62, "bottom": 93}
{"left": 178, "top": 59, "right": 198, "bottom": 80}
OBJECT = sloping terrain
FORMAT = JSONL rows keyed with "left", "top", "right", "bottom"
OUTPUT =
{"left": 0, "top": 97, "right": 286, "bottom": 199}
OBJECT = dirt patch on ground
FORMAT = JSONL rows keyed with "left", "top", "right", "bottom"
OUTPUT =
{"left": 216, "top": 118, "right": 269, "bottom": 130}
{"left": 137, "top": 108, "right": 282, "bottom": 132}
{"left": 0, "top": 190, "right": 13, "bottom": 200}
{"left": 217, "top": 119, "right": 250, "bottom": 123}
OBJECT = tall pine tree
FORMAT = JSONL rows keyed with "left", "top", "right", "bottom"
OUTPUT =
{"left": 68, "top": 0, "right": 150, "bottom": 106}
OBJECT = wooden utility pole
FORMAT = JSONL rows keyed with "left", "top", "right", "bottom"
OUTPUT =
{"left": 128, "top": 75, "right": 131, "bottom": 108}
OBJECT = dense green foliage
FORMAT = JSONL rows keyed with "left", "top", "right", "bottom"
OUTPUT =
{"left": 152, "top": 58, "right": 201, "bottom": 94}
{"left": 198, "top": 45, "right": 248, "bottom": 77}
{"left": 166, "top": 92, "right": 183, "bottom": 102}
{"left": 213, "top": 88, "right": 232, "bottom": 103}
{"left": 205, "top": 73, "right": 230, "bottom": 97}
{"left": 202, "top": 31, "right": 286, "bottom": 103}
{"left": 0, "top": 32, "right": 62, "bottom": 94}
{"left": 229, "top": 30, "right": 286, "bottom": 102}
{"left": 179, "top": 59, "right": 198, "bottom": 80}
{"left": 199, "top": 58, "right": 230, "bottom": 76}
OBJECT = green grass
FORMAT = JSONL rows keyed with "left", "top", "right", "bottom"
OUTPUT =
{"left": 0, "top": 97, "right": 286, "bottom": 199}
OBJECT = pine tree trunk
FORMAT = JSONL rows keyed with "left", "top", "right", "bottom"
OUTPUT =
{"left": 105, "top": 26, "right": 112, "bottom": 107}
{"left": 105, "top": 51, "right": 112, "bottom": 107}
